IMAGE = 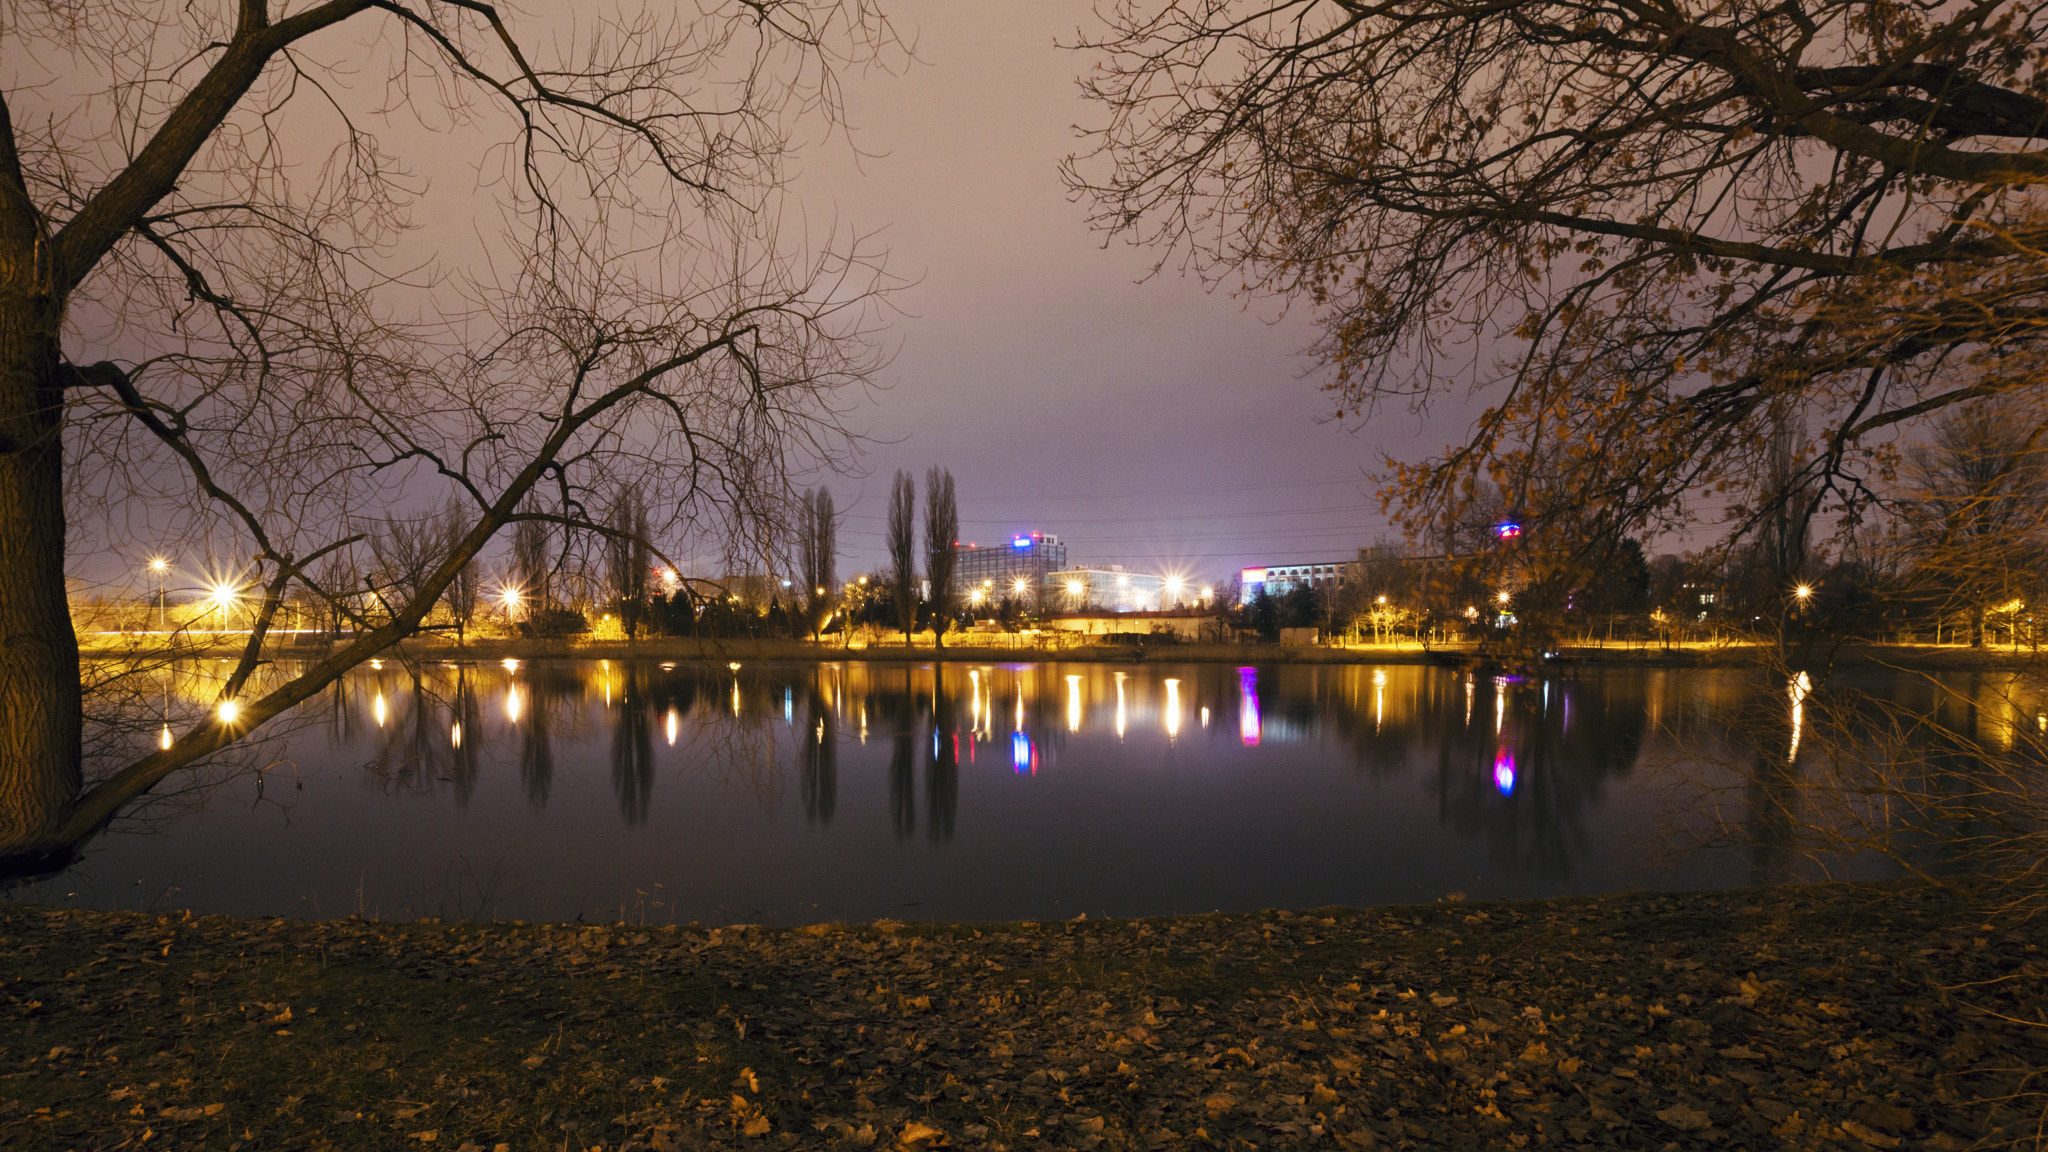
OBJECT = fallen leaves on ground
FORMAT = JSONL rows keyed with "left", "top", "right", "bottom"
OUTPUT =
{"left": 2, "top": 879, "right": 2043, "bottom": 1150}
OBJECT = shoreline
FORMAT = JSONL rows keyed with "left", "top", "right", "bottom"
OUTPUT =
{"left": 2, "top": 879, "right": 2039, "bottom": 1150}
{"left": 78, "top": 632, "right": 2048, "bottom": 673}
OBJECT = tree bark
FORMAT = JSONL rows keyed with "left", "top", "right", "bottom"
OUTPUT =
{"left": 0, "top": 94, "right": 81, "bottom": 858}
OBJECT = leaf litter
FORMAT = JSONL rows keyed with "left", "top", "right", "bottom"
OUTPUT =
{"left": 1, "top": 879, "right": 2043, "bottom": 1150}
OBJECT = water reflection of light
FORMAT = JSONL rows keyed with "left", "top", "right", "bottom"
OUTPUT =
{"left": 1465, "top": 676, "right": 1474, "bottom": 727}
{"left": 1115, "top": 672, "right": 1127, "bottom": 739}
{"left": 783, "top": 688, "right": 793, "bottom": 724}
{"left": 1373, "top": 668, "right": 1386, "bottom": 732}
{"left": 1200, "top": 706, "right": 1210, "bottom": 728}
{"left": 158, "top": 724, "right": 173, "bottom": 750}
{"left": 1165, "top": 679, "right": 1181, "bottom": 738}
{"left": 1493, "top": 747, "right": 1516, "bottom": 795}
{"left": 1788, "top": 671, "right": 1810, "bottom": 763}
{"left": 1494, "top": 683, "right": 1505, "bottom": 736}
{"left": 451, "top": 722, "right": 462, "bottom": 749}
{"left": 501, "top": 657, "right": 519, "bottom": 673}
{"left": 1238, "top": 667, "right": 1260, "bottom": 746}
{"left": 666, "top": 708, "right": 679, "bottom": 746}
{"left": 1011, "top": 730, "right": 1035, "bottom": 774}
{"left": 370, "top": 658, "right": 383, "bottom": 671}
{"left": 505, "top": 686, "right": 523, "bottom": 723}
{"left": 970, "top": 670, "right": 982, "bottom": 732}
{"left": 1066, "top": 675, "right": 1082, "bottom": 732}
{"left": 373, "top": 691, "right": 387, "bottom": 727}
{"left": 1014, "top": 688, "right": 1024, "bottom": 732}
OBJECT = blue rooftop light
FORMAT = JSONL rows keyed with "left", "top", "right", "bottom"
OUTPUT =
{"left": 1012, "top": 536, "right": 1031, "bottom": 549}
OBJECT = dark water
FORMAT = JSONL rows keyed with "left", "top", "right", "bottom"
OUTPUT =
{"left": 15, "top": 659, "right": 2039, "bottom": 924}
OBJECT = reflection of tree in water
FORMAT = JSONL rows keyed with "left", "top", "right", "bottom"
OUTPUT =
{"left": 610, "top": 667, "right": 655, "bottom": 827}
{"left": 801, "top": 682, "right": 836, "bottom": 825}
{"left": 448, "top": 667, "right": 481, "bottom": 807}
{"left": 928, "top": 676, "right": 957, "bottom": 845}
{"left": 1310, "top": 669, "right": 1646, "bottom": 878}
{"left": 882, "top": 669, "right": 918, "bottom": 842}
{"left": 365, "top": 668, "right": 453, "bottom": 797}
{"left": 1436, "top": 679, "right": 1647, "bottom": 878}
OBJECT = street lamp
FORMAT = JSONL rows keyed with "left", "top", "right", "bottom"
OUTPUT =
{"left": 148, "top": 557, "right": 168, "bottom": 632}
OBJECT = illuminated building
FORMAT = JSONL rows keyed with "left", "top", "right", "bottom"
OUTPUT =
{"left": 1050, "top": 566, "right": 1165, "bottom": 613}
{"left": 952, "top": 532, "right": 1067, "bottom": 604}
{"left": 1239, "top": 560, "right": 1350, "bottom": 604}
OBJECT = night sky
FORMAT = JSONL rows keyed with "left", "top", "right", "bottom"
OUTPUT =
{"left": 791, "top": 2, "right": 1434, "bottom": 584}
{"left": 46, "top": 3, "right": 1479, "bottom": 593}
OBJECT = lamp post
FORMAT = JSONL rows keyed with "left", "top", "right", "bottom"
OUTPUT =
{"left": 148, "top": 557, "right": 168, "bottom": 632}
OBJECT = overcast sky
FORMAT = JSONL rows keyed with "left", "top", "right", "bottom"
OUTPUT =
{"left": 793, "top": 2, "right": 1435, "bottom": 584}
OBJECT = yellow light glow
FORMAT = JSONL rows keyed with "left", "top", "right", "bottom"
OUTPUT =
{"left": 373, "top": 692, "right": 387, "bottom": 727}
{"left": 501, "top": 657, "right": 520, "bottom": 672}
{"left": 1164, "top": 678, "right": 1181, "bottom": 738}
{"left": 1376, "top": 594, "right": 1387, "bottom": 605}
{"left": 666, "top": 707, "right": 679, "bottom": 746}
{"left": 499, "top": 587, "right": 523, "bottom": 610}
{"left": 1794, "top": 584, "right": 1813, "bottom": 600}
{"left": 158, "top": 724, "right": 173, "bottom": 750}
{"left": 506, "top": 687, "right": 523, "bottom": 723}
{"left": 450, "top": 722, "right": 463, "bottom": 749}
{"left": 1496, "top": 590, "right": 1511, "bottom": 604}
{"left": 148, "top": 557, "right": 168, "bottom": 574}
{"left": 216, "top": 700, "right": 240, "bottom": 724}
{"left": 728, "top": 661, "right": 742, "bottom": 672}
{"left": 1065, "top": 581, "right": 1083, "bottom": 598}
{"left": 207, "top": 581, "right": 241, "bottom": 613}
{"left": 1013, "top": 578, "right": 1029, "bottom": 594}
{"left": 1066, "top": 674, "right": 1082, "bottom": 732}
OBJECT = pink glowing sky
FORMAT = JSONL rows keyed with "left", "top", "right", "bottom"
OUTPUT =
{"left": 793, "top": 2, "right": 1439, "bottom": 582}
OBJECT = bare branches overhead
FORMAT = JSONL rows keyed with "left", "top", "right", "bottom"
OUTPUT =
{"left": 1067, "top": 0, "right": 2048, "bottom": 548}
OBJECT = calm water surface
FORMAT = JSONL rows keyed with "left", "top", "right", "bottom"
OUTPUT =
{"left": 18, "top": 658, "right": 2026, "bottom": 924}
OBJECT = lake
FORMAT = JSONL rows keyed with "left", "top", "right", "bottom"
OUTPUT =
{"left": 11, "top": 658, "right": 2039, "bottom": 924}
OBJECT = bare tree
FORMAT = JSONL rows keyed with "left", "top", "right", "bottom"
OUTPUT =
{"left": 605, "top": 485, "right": 652, "bottom": 639}
{"left": 924, "top": 465, "right": 958, "bottom": 650}
{"left": 1895, "top": 398, "right": 2048, "bottom": 646}
{"left": 0, "top": 1, "right": 903, "bottom": 872}
{"left": 438, "top": 501, "right": 481, "bottom": 645}
{"left": 510, "top": 515, "right": 553, "bottom": 625}
{"left": 1068, "top": 0, "right": 2048, "bottom": 565}
{"left": 887, "top": 469, "right": 917, "bottom": 647}
{"left": 798, "top": 486, "right": 837, "bottom": 641}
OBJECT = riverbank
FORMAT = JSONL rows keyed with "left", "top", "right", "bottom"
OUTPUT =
{"left": 75, "top": 631, "right": 2048, "bottom": 673}
{"left": 4, "top": 880, "right": 2041, "bottom": 1151}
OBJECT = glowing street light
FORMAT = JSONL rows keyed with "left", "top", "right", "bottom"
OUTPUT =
{"left": 1496, "top": 590, "right": 1511, "bottom": 604}
{"left": 206, "top": 579, "right": 244, "bottom": 620}
{"left": 1793, "top": 584, "right": 1813, "bottom": 602}
{"left": 147, "top": 556, "right": 169, "bottom": 632}
{"left": 1012, "top": 577, "right": 1030, "bottom": 596}
{"left": 216, "top": 699, "right": 241, "bottom": 725}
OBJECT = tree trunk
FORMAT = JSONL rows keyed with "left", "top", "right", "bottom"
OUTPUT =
{"left": 0, "top": 230, "right": 82, "bottom": 861}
